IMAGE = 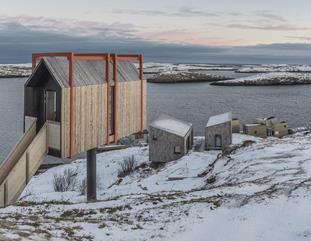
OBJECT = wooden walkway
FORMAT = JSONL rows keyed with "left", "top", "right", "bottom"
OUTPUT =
{"left": 0, "top": 121, "right": 48, "bottom": 207}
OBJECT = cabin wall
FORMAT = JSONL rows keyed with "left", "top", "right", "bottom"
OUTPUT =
{"left": 117, "top": 80, "right": 147, "bottom": 138}
{"left": 61, "top": 84, "right": 108, "bottom": 158}
{"left": 61, "top": 80, "right": 146, "bottom": 158}
{"left": 205, "top": 122, "right": 232, "bottom": 150}
{"left": 244, "top": 125, "right": 267, "bottom": 138}
{"left": 149, "top": 127, "right": 185, "bottom": 163}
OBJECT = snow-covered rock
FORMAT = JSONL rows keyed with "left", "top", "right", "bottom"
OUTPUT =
{"left": 212, "top": 72, "right": 311, "bottom": 86}
{"left": 148, "top": 71, "right": 230, "bottom": 83}
{"left": 236, "top": 64, "right": 311, "bottom": 73}
{"left": 0, "top": 64, "right": 32, "bottom": 78}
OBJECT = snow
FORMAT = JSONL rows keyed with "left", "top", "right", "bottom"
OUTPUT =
{"left": 237, "top": 64, "right": 311, "bottom": 73}
{"left": 214, "top": 72, "right": 311, "bottom": 85}
{"left": 150, "top": 115, "right": 192, "bottom": 137}
{"left": 206, "top": 112, "right": 232, "bottom": 127}
{"left": 0, "top": 132, "right": 311, "bottom": 240}
{"left": 141, "top": 63, "right": 240, "bottom": 74}
{"left": 244, "top": 123, "right": 261, "bottom": 127}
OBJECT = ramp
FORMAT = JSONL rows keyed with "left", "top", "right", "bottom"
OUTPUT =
{"left": 0, "top": 121, "right": 48, "bottom": 207}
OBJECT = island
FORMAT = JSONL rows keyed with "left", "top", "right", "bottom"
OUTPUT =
{"left": 147, "top": 72, "right": 232, "bottom": 83}
{"left": 0, "top": 65, "right": 32, "bottom": 78}
{"left": 211, "top": 72, "right": 311, "bottom": 86}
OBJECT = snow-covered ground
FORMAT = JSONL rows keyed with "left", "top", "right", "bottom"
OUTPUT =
{"left": 213, "top": 72, "right": 311, "bottom": 85}
{"left": 237, "top": 64, "right": 311, "bottom": 73}
{"left": 1, "top": 133, "right": 311, "bottom": 240}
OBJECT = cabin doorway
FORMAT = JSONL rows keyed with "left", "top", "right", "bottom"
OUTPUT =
{"left": 45, "top": 90, "right": 57, "bottom": 122}
{"left": 215, "top": 135, "right": 222, "bottom": 148}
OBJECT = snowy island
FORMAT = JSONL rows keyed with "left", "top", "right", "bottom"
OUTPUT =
{"left": 148, "top": 72, "right": 231, "bottom": 83}
{"left": 0, "top": 64, "right": 32, "bottom": 78}
{"left": 0, "top": 132, "right": 310, "bottom": 240}
{"left": 211, "top": 72, "right": 311, "bottom": 86}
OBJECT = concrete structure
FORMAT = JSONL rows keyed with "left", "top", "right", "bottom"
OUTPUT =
{"left": 243, "top": 124, "right": 267, "bottom": 138}
{"left": 205, "top": 112, "right": 232, "bottom": 150}
{"left": 149, "top": 115, "right": 193, "bottom": 163}
{"left": 232, "top": 118, "right": 241, "bottom": 133}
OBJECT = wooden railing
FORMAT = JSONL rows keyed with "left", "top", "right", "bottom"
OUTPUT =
{"left": 0, "top": 122, "right": 48, "bottom": 207}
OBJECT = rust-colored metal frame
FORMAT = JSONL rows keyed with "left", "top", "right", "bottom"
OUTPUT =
{"left": 32, "top": 52, "right": 144, "bottom": 159}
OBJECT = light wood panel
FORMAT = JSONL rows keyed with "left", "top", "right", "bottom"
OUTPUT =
{"left": 61, "top": 80, "right": 146, "bottom": 158}
{"left": 0, "top": 183, "right": 4, "bottom": 207}
{"left": 0, "top": 120, "right": 36, "bottom": 185}
{"left": 61, "top": 83, "right": 107, "bottom": 158}
{"left": 116, "top": 80, "right": 147, "bottom": 138}
{"left": 47, "top": 121, "right": 61, "bottom": 150}
{"left": 0, "top": 123, "right": 48, "bottom": 207}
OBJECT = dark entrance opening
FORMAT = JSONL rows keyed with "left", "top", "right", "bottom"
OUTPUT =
{"left": 215, "top": 135, "right": 222, "bottom": 148}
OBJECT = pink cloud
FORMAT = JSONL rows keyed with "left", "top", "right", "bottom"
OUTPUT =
{"left": 140, "top": 30, "right": 242, "bottom": 46}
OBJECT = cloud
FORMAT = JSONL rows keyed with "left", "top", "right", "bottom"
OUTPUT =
{"left": 286, "top": 36, "right": 311, "bottom": 42}
{"left": 141, "top": 29, "right": 243, "bottom": 46}
{"left": 0, "top": 15, "right": 311, "bottom": 64}
{"left": 113, "top": 7, "right": 219, "bottom": 18}
{"left": 227, "top": 23, "right": 310, "bottom": 31}
{"left": 255, "top": 11, "right": 286, "bottom": 22}
{"left": 0, "top": 15, "right": 138, "bottom": 39}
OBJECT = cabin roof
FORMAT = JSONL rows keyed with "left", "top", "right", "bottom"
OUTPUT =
{"left": 26, "top": 57, "right": 140, "bottom": 88}
{"left": 206, "top": 112, "right": 232, "bottom": 127}
{"left": 244, "top": 123, "right": 263, "bottom": 127}
{"left": 150, "top": 115, "right": 192, "bottom": 137}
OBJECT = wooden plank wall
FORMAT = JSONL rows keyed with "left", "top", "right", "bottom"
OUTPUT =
{"left": 61, "top": 80, "right": 146, "bottom": 158}
{"left": 117, "top": 80, "right": 147, "bottom": 138}
{"left": 0, "top": 123, "right": 48, "bottom": 207}
{"left": 0, "top": 183, "right": 4, "bottom": 207}
{"left": 61, "top": 84, "right": 107, "bottom": 158}
{"left": 47, "top": 121, "right": 61, "bottom": 150}
{"left": 25, "top": 116, "right": 37, "bottom": 132}
{"left": 27, "top": 124, "right": 48, "bottom": 179}
{"left": 143, "top": 79, "right": 147, "bottom": 130}
{"left": 0, "top": 121, "right": 36, "bottom": 185}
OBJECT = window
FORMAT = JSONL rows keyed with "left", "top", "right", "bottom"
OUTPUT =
{"left": 153, "top": 135, "right": 157, "bottom": 141}
{"left": 254, "top": 130, "right": 257, "bottom": 134}
{"left": 174, "top": 146, "right": 181, "bottom": 154}
{"left": 284, "top": 125, "right": 287, "bottom": 128}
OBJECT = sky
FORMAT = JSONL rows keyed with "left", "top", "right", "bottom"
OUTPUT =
{"left": 1, "top": 0, "right": 311, "bottom": 63}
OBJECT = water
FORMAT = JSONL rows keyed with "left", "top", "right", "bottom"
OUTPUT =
{"left": 1, "top": 74, "right": 311, "bottom": 161}
{"left": 148, "top": 82, "right": 311, "bottom": 136}
{"left": 0, "top": 78, "right": 25, "bottom": 161}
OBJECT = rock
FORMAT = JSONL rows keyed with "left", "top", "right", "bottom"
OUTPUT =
{"left": 148, "top": 72, "right": 231, "bottom": 83}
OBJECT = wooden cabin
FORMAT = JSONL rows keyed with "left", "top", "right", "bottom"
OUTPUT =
{"left": 243, "top": 124, "right": 267, "bottom": 138}
{"left": 232, "top": 118, "right": 241, "bottom": 133}
{"left": 205, "top": 112, "right": 232, "bottom": 150}
{"left": 255, "top": 117, "right": 288, "bottom": 138}
{"left": 149, "top": 115, "right": 193, "bottom": 163}
{"left": 24, "top": 53, "right": 147, "bottom": 159}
